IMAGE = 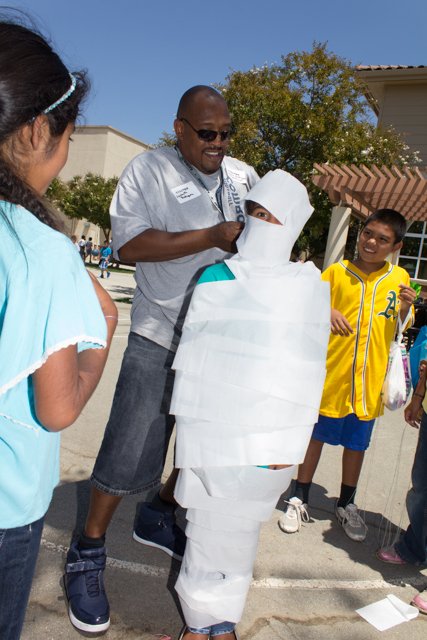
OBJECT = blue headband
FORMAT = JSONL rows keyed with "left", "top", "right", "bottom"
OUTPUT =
{"left": 43, "top": 73, "right": 77, "bottom": 114}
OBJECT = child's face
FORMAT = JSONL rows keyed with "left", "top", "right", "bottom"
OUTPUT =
{"left": 357, "top": 221, "right": 402, "bottom": 263}
{"left": 248, "top": 205, "right": 282, "bottom": 225}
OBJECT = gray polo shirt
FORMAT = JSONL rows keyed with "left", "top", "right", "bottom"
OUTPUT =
{"left": 110, "top": 146, "right": 259, "bottom": 351}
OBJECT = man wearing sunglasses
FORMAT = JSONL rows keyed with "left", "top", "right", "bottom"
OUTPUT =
{"left": 64, "top": 85, "right": 259, "bottom": 634}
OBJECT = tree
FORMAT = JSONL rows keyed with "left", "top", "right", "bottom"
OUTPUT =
{"left": 214, "top": 43, "right": 419, "bottom": 257}
{"left": 47, "top": 173, "right": 118, "bottom": 241}
{"left": 47, "top": 177, "right": 69, "bottom": 206}
{"left": 156, "top": 131, "right": 176, "bottom": 148}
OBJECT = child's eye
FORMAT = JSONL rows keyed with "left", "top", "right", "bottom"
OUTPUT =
{"left": 69, "top": 136, "right": 74, "bottom": 142}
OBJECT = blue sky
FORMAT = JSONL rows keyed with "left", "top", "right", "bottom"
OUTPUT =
{"left": 12, "top": 0, "right": 427, "bottom": 145}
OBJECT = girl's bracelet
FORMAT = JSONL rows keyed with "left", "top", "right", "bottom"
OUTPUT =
{"left": 413, "top": 393, "right": 424, "bottom": 399}
{"left": 104, "top": 315, "right": 118, "bottom": 320}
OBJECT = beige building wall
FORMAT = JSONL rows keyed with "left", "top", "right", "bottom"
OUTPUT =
{"left": 379, "top": 84, "right": 427, "bottom": 163}
{"left": 103, "top": 129, "right": 149, "bottom": 178}
{"left": 59, "top": 125, "right": 151, "bottom": 181}
{"left": 57, "top": 125, "right": 150, "bottom": 245}
{"left": 357, "top": 67, "right": 427, "bottom": 164}
{"left": 60, "top": 128, "right": 107, "bottom": 180}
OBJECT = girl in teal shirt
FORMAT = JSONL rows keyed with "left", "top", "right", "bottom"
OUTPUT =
{"left": 0, "top": 15, "right": 117, "bottom": 640}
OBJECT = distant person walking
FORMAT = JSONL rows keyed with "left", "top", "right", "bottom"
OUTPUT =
{"left": 85, "top": 236, "right": 93, "bottom": 263}
{"left": 78, "top": 234, "right": 86, "bottom": 261}
{"left": 98, "top": 240, "right": 112, "bottom": 278}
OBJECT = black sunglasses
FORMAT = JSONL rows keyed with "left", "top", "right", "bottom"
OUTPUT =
{"left": 179, "top": 117, "right": 232, "bottom": 142}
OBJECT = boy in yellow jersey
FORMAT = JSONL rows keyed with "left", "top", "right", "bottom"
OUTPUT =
{"left": 279, "top": 209, "right": 416, "bottom": 541}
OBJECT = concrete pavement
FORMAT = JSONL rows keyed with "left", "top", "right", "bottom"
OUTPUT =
{"left": 22, "top": 268, "right": 427, "bottom": 639}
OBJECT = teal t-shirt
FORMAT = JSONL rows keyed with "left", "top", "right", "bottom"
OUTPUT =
{"left": 0, "top": 202, "right": 107, "bottom": 528}
{"left": 197, "top": 262, "right": 235, "bottom": 284}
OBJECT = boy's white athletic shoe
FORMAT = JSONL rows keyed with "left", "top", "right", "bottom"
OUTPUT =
{"left": 278, "top": 497, "right": 309, "bottom": 533}
{"left": 335, "top": 502, "right": 367, "bottom": 541}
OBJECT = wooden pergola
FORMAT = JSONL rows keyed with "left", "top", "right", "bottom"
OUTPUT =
{"left": 312, "top": 163, "right": 427, "bottom": 267}
{"left": 312, "top": 163, "right": 427, "bottom": 222}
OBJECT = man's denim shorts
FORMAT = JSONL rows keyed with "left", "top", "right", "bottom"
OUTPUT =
{"left": 311, "top": 413, "right": 376, "bottom": 451}
{"left": 91, "top": 332, "right": 176, "bottom": 496}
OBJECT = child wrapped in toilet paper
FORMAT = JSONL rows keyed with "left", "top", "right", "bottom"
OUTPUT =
{"left": 170, "top": 169, "right": 331, "bottom": 638}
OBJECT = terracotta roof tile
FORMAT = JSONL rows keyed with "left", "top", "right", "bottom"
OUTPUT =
{"left": 356, "top": 65, "right": 426, "bottom": 71}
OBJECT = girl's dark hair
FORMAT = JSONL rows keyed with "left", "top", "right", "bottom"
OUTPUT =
{"left": 0, "top": 15, "right": 89, "bottom": 229}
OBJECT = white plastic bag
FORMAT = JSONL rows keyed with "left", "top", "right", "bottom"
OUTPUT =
{"left": 381, "top": 319, "right": 412, "bottom": 411}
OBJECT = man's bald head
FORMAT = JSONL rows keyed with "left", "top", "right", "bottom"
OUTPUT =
{"left": 177, "top": 85, "right": 227, "bottom": 119}
{"left": 174, "top": 85, "right": 231, "bottom": 174}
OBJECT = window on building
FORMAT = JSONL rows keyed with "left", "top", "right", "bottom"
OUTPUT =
{"left": 398, "top": 221, "right": 427, "bottom": 280}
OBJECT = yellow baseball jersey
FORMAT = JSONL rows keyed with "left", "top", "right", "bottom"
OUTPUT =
{"left": 320, "top": 260, "right": 411, "bottom": 420}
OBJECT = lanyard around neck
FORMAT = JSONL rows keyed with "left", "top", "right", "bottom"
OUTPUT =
{"left": 175, "top": 146, "right": 225, "bottom": 218}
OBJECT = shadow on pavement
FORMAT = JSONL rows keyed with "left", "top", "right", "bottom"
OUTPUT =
{"left": 108, "top": 284, "right": 135, "bottom": 297}
{"left": 322, "top": 518, "right": 427, "bottom": 590}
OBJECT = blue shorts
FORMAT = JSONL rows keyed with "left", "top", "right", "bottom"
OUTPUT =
{"left": 311, "top": 414, "right": 375, "bottom": 451}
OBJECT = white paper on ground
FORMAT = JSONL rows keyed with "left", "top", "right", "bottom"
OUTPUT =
{"left": 356, "top": 594, "right": 419, "bottom": 631}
